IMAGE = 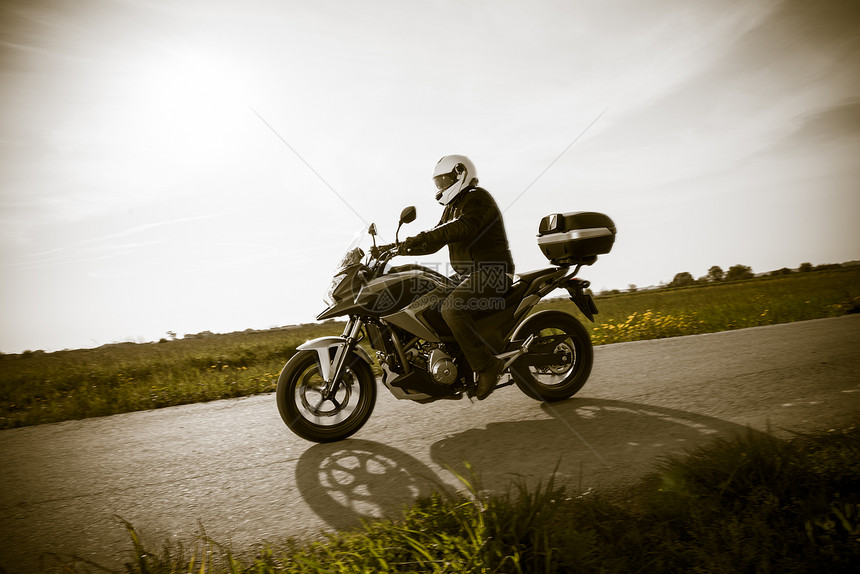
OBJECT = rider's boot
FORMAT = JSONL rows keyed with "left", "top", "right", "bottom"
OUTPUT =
{"left": 475, "top": 358, "right": 504, "bottom": 400}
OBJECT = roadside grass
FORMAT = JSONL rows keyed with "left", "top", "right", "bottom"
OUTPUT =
{"left": 1, "top": 267, "right": 858, "bottom": 429}
{"left": 542, "top": 266, "right": 860, "bottom": 345}
{"left": 0, "top": 323, "right": 341, "bottom": 430}
{"left": 43, "top": 426, "right": 860, "bottom": 573}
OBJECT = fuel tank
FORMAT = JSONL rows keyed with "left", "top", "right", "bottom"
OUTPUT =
{"left": 353, "top": 269, "right": 445, "bottom": 317}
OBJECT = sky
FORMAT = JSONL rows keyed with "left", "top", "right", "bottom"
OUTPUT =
{"left": 1, "top": 0, "right": 858, "bottom": 353}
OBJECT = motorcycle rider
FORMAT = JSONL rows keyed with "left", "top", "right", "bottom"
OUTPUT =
{"left": 398, "top": 155, "right": 514, "bottom": 400}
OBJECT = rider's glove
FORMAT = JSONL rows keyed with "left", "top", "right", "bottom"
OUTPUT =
{"left": 370, "top": 243, "right": 395, "bottom": 259}
{"left": 400, "top": 233, "right": 428, "bottom": 255}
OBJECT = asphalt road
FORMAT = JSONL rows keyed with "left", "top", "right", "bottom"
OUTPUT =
{"left": 1, "top": 315, "right": 859, "bottom": 572}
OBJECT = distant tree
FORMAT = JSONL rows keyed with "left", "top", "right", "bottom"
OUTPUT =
{"left": 799, "top": 262, "right": 814, "bottom": 273}
{"left": 815, "top": 263, "right": 842, "bottom": 271}
{"left": 707, "top": 265, "right": 725, "bottom": 282}
{"left": 726, "top": 264, "right": 754, "bottom": 281}
{"left": 768, "top": 267, "right": 792, "bottom": 277}
{"left": 628, "top": 284, "right": 638, "bottom": 293}
{"left": 669, "top": 272, "right": 696, "bottom": 288}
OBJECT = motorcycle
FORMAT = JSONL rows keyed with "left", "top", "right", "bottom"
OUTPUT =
{"left": 276, "top": 206, "right": 616, "bottom": 442}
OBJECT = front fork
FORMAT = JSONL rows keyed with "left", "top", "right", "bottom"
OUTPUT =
{"left": 321, "top": 318, "right": 364, "bottom": 397}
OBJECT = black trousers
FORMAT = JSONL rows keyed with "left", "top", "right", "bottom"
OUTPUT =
{"left": 441, "top": 267, "right": 511, "bottom": 373}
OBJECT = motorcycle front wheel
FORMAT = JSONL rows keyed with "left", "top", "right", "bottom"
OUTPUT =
{"left": 509, "top": 310, "right": 593, "bottom": 402}
{"left": 276, "top": 350, "right": 377, "bottom": 443}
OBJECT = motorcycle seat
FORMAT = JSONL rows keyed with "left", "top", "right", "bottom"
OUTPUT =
{"left": 511, "top": 267, "right": 559, "bottom": 286}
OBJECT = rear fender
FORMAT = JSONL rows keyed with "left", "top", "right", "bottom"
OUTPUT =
{"left": 511, "top": 309, "right": 581, "bottom": 342}
{"left": 564, "top": 278, "right": 598, "bottom": 322}
{"left": 297, "top": 336, "right": 374, "bottom": 382}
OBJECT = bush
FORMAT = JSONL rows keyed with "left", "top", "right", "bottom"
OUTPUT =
{"left": 725, "top": 264, "right": 754, "bottom": 281}
{"left": 669, "top": 272, "right": 696, "bottom": 288}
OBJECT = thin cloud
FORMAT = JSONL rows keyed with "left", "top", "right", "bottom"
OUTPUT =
{"left": 788, "top": 99, "right": 860, "bottom": 142}
{"left": 74, "top": 214, "right": 221, "bottom": 245}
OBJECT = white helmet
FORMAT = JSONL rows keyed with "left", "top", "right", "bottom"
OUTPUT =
{"left": 432, "top": 155, "right": 477, "bottom": 205}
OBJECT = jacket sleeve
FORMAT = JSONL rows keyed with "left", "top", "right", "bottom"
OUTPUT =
{"left": 421, "top": 191, "right": 495, "bottom": 247}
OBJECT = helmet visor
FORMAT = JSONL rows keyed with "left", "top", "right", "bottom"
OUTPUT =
{"left": 433, "top": 169, "right": 459, "bottom": 191}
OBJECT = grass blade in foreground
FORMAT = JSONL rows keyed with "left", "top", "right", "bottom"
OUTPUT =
{"left": 44, "top": 426, "right": 860, "bottom": 573}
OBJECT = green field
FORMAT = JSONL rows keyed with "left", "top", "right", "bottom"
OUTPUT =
{"left": 546, "top": 265, "right": 860, "bottom": 344}
{"left": 1, "top": 267, "right": 858, "bottom": 430}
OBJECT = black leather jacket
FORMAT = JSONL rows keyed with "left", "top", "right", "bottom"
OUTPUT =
{"left": 407, "top": 187, "right": 514, "bottom": 276}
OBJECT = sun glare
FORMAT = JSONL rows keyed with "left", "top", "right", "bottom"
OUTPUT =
{"left": 148, "top": 49, "right": 246, "bottom": 105}
{"left": 121, "top": 46, "right": 255, "bottom": 167}
{"left": 132, "top": 48, "right": 243, "bottom": 124}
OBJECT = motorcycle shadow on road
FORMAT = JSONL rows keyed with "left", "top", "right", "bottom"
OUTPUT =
{"left": 294, "top": 439, "right": 446, "bottom": 532}
{"left": 294, "top": 399, "right": 769, "bottom": 532}
{"left": 430, "top": 397, "right": 770, "bottom": 495}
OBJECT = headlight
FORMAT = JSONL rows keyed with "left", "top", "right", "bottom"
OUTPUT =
{"left": 323, "top": 273, "right": 348, "bottom": 307}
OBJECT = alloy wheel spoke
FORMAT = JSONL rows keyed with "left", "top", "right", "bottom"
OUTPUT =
{"left": 312, "top": 396, "right": 327, "bottom": 414}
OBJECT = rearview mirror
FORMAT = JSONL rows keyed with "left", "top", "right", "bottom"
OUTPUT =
{"left": 368, "top": 223, "right": 377, "bottom": 236}
{"left": 399, "top": 206, "right": 417, "bottom": 225}
{"left": 396, "top": 206, "right": 417, "bottom": 247}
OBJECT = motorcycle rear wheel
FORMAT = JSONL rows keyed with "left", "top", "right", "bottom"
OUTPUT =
{"left": 276, "top": 350, "right": 377, "bottom": 443}
{"left": 509, "top": 310, "right": 593, "bottom": 402}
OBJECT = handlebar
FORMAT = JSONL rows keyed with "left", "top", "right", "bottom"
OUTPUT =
{"left": 367, "top": 245, "right": 400, "bottom": 273}
{"left": 370, "top": 243, "right": 404, "bottom": 261}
